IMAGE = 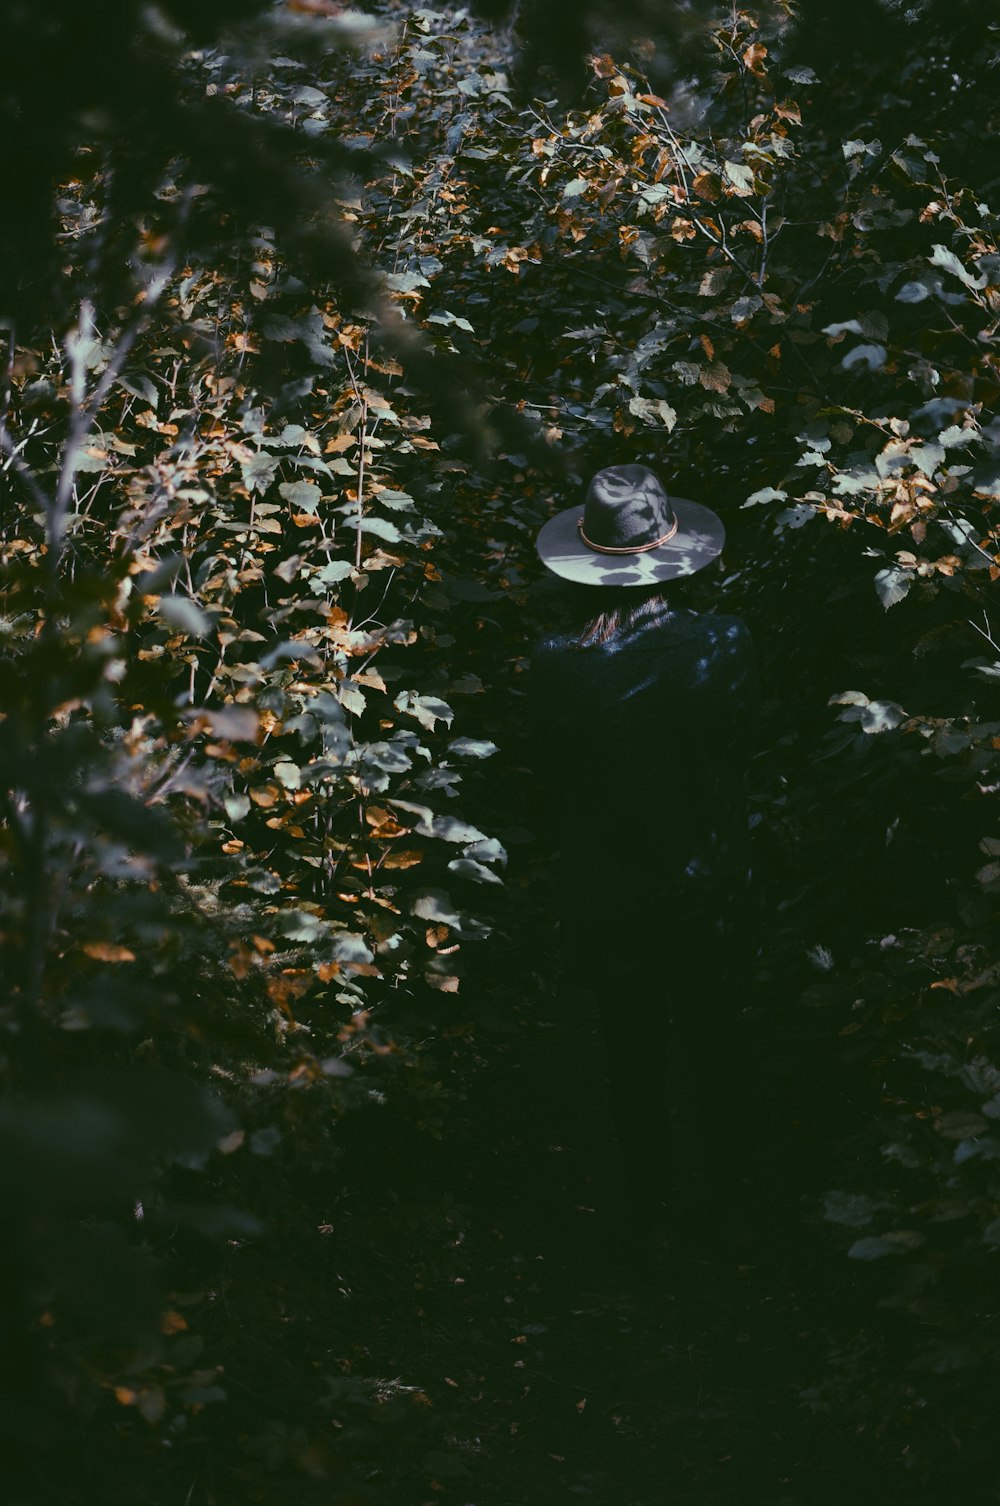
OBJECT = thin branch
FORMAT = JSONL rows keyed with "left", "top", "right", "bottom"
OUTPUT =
{"left": 0, "top": 428, "right": 50, "bottom": 516}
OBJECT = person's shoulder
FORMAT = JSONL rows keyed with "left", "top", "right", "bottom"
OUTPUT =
{"left": 693, "top": 610, "right": 754, "bottom": 645}
{"left": 635, "top": 607, "right": 749, "bottom": 641}
{"left": 532, "top": 629, "right": 576, "bottom": 663}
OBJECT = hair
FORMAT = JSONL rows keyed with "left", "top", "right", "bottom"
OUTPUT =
{"left": 573, "top": 583, "right": 674, "bottom": 648}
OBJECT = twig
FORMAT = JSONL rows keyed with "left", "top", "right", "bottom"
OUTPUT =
{"left": 354, "top": 399, "right": 368, "bottom": 571}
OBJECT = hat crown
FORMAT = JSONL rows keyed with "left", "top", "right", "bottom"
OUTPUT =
{"left": 583, "top": 464, "right": 675, "bottom": 551}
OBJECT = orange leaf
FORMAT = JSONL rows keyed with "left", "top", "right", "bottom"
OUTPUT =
{"left": 382, "top": 849, "right": 423, "bottom": 870}
{"left": 82, "top": 942, "right": 136, "bottom": 963}
{"left": 699, "top": 361, "right": 732, "bottom": 393}
{"left": 743, "top": 41, "right": 768, "bottom": 76}
{"left": 267, "top": 970, "right": 312, "bottom": 1009}
{"left": 691, "top": 171, "right": 719, "bottom": 201}
{"left": 160, "top": 1310, "right": 189, "bottom": 1336}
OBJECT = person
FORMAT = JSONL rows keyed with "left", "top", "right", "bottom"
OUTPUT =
{"left": 530, "top": 463, "right": 761, "bottom": 1250}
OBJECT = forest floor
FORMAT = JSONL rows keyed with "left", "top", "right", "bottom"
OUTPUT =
{"left": 36, "top": 804, "right": 933, "bottom": 1506}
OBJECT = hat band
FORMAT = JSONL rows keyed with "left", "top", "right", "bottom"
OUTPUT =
{"left": 576, "top": 514, "right": 679, "bottom": 555}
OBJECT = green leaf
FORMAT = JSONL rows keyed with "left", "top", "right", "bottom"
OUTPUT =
{"left": 277, "top": 910, "right": 329, "bottom": 942}
{"left": 722, "top": 161, "right": 754, "bottom": 196}
{"left": 119, "top": 373, "right": 159, "bottom": 409}
{"left": 843, "top": 139, "right": 881, "bottom": 159}
{"left": 627, "top": 396, "right": 677, "bottom": 429}
{"left": 842, "top": 343, "right": 887, "bottom": 371}
{"left": 202, "top": 707, "right": 259, "bottom": 740}
{"left": 874, "top": 566, "right": 913, "bottom": 609}
{"left": 374, "top": 488, "right": 417, "bottom": 511}
{"left": 860, "top": 700, "right": 906, "bottom": 734}
{"left": 273, "top": 761, "right": 301, "bottom": 789}
{"left": 241, "top": 452, "right": 281, "bottom": 493}
{"left": 386, "top": 269, "right": 431, "bottom": 293}
{"left": 929, "top": 243, "right": 987, "bottom": 290}
{"left": 427, "top": 311, "right": 475, "bottom": 333}
{"left": 847, "top": 1237, "right": 897, "bottom": 1260}
{"left": 359, "top": 516, "right": 402, "bottom": 543}
{"left": 731, "top": 295, "right": 762, "bottom": 322}
{"left": 743, "top": 487, "right": 787, "bottom": 507}
{"left": 911, "top": 442, "right": 944, "bottom": 476}
{"left": 412, "top": 889, "right": 462, "bottom": 925}
{"left": 394, "top": 692, "right": 454, "bottom": 731}
{"left": 250, "top": 1126, "right": 282, "bottom": 1156}
{"left": 157, "top": 595, "right": 212, "bottom": 637}
{"left": 308, "top": 560, "right": 354, "bottom": 591}
{"left": 330, "top": 932, "right": 374, "bottom": 964}
{"left": 447, "top": 857, "right": 503, "bottom": 885}
{"left": 896, "top": 278, "right": 931, "bottom": 303}
{"left": 973, "top": 465, "right": 1000, "bottom": 498}
{"left": 936, "top": 1110, "right": 989, "bottom": 1140}
{"left": 463, "top": 836, "right": 507, "bottom": 868}
{"left": 824, "top": 1191, "right": 879, "bottom": 1227}
{"left": 447, "top": 737, "right": 498, "bottom": 760}
{"left": 338, "top": 681, "right": 366, "bottom": 717}
{"left": 392, "top": 799, "right": 487, "bottom": 844}
{"left": 278, "top": 480, "right": 322, "bottom": 513}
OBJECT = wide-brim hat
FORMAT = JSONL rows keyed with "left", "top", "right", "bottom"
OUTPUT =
{"left": 536, "top": 463, "right": 725, "bottom": 586}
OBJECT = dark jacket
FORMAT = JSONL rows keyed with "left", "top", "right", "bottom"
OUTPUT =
{"left": 530, "top": 599, "right": 761, "bottom": 969}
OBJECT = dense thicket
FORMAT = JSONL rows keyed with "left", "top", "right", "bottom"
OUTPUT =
{"left": 4, "top": 2, "right": 1000, "bottom": 1500}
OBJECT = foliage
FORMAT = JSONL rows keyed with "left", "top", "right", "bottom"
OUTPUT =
{"left": 6, "top": 0, "right": 1000, "bottom": 1496}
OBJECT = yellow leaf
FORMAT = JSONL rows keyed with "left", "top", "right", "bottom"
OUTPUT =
{"left": 82, "top": 942, "right": 136, "bottom": 963}
{"left": 382, "top": 849, "right": 423, "bottom": 870}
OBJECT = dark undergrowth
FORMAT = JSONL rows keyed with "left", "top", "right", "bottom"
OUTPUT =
{"left": 13, "top": 729, "right": 980, "bottom": 1506}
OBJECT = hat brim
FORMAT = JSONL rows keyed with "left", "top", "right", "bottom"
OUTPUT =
{"left": 536, "top": 495, "right": 726, "bottom": 585}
